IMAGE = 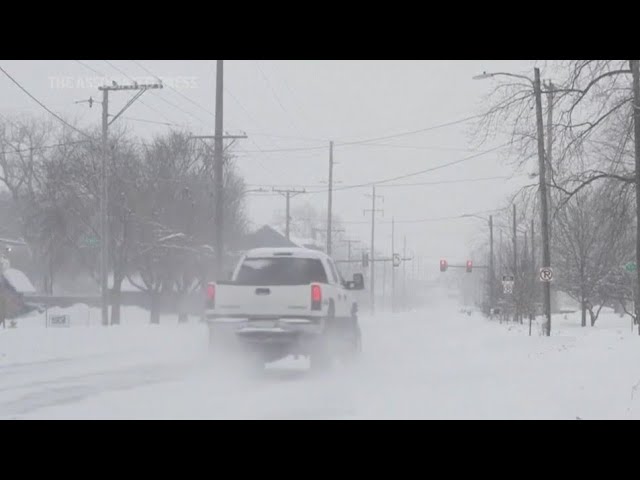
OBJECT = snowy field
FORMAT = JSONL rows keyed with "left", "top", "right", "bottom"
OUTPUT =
{"left": 2, "top": 300, "right": 640, "bottom": 419}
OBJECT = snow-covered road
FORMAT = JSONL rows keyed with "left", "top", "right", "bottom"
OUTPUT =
{"left": 2, "top": 302, "right": 640, "bottom": 419}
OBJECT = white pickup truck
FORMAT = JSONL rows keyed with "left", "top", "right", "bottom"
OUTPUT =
{"left": 205, "top": 247, "right": 365, "bottom": 372}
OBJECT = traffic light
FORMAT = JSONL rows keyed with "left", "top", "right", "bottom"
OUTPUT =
{"left": 440, "top": 259, "right": 448, "bottom": 272}
{"left": 362, "top": 251, "right": 369, "bottom": 268}
{"left": 466, "top": 260, "right": 473, "bottom": 273}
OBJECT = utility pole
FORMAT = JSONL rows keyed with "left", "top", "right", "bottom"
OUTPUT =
{"left": 500, "top": 229, "right": 504, "bottom": 275}
{"left": 473, "top": 68, "right": 553, "bottom": 333}
{"left": 97, "top": 81, "right": 163, "bottom": 326}
{"left": 403, "top": 236, "right": 407, "bottom": 307}
{"left": 531, "top": 217, "right": 535, "bottom": 321}
{"left": 488, "top": 215, "right": 495, "bottom": 311}
{"left": 489, "top": 215, "right": 495, "bottom": 311}
{"left": 513, "top": 203, "right": 518, "bottom": 323}
{"left": 534, "top": 67, "right": 552, "bottom": 336}
{"left": 326, "top": 140, "right": 334, "bottom": 255}
{"left": 190, "top": 62, "right": 247, "bottom": 278}
{"left": 545, "top": 79, "right": 554, "bottom": 243}
{"left": 338, "top": 239, "right": 360, "bottom": 276}
{"left": 100, "top": 88, "right": 108, "bottom": 327}
{"left": 531, "top": 219, "right": 535, "bottom": 275}
{"left": 411, "top": 247, "right": 416, "bottom": 307}
{"left": 524, "top": 229, "right": 529, "bottom": 319}
{"left": 364, "top": 186, "right": 383, "bottom": 314}
{"left": 273, "top": 188, "right": 305, "bottom": 239}
{"left": 213, "top": 60, "right": 225, "bottom": 276}
{"left": 391, "top": 217, "right": 396, "bottom": 313}
{"left": 382, "top": 257, "right": 387, "bottom": 311}
{"left": 630, "top": 60, "right": 640, "bottom": 336}
{"left": 341, "top": 239, "right": 360, "bottom": 263}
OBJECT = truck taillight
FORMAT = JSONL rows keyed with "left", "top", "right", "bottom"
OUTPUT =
{"left": 206, "top": 283, "right": 215, "bottom": 308}
{"left": 311, "top": 284, "right": 322, "bottom": 311}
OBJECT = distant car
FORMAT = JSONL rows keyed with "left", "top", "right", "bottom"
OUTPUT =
{"left": 204, "top": 247, "right": 365, "bottom": 372}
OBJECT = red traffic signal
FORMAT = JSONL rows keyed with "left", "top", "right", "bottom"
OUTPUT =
{"left": 466, "top": 260, "right": 473, "bottom": 273}
{"left": 440, "top": 259, "right": 448, "bottom": 272}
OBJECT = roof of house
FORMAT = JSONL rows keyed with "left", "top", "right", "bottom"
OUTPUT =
{"left": 237, "top": 225, "right": 327, "bottom": 255}
{"left": 1, "top": 268, "right": 36, "bottom": 293}
{"left": 243, "top": 247, "right": 331, "bottom": 260}
{"left": 238, "top": 225, "right": 298, "bottom": 250}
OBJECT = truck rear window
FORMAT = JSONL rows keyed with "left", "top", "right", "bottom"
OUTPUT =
{"left": 235, "top": 257, "right": 328, "bottom": 285}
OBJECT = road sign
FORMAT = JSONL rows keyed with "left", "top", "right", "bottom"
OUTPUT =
{"left": 502, "top": 274, "right": 514, "bottom": 295}
{"left": 48, "top": 315, "right": 70, "bottom": 328}
{"left": 625, "top": 262, "right": 637, "bottom": 272}
{"left": 83, "top": 236, "right": 99, "bottom": 247}
{"left": 539, "top": 267, "right": 553, "bottom": 282}
{"left": 393, "top": 254, "right": 401, "bottom": 268}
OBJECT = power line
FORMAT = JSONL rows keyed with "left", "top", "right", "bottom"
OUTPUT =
{"left": 343, "top": 142, "right": 475, "bottom": 152}
{"left": 334, "top": 113, "right": 485, "bottom": 146}
{"left": 268, "top": 61, "right": 310, "bottom": 127}
{"left": 316, "top": 207, "right": 509, "bottom": 225}
{"left": 103, "top": 60, "right": 136, "bottom": 82}
{"left": 74, "top": 61, "right": 176, "bottom": 127}
{"left": 131, "top": 60, "right": 220, "bottom": 122}
{"left": 237, "top": 114, "right": 489, "bottom": 153}
{"left": 74, "top": 60, "right": 106, "bottom": 77}
{"left": 255, "top": 60, "right": 304, "bottom": 138}
{"left": 130, "top": 61, "right": 291, "bottom": 185}
{"left": 0, "top": 64, "right": 94, "bottom": 140}
{"left": 130, "top": 61, "right": 283, "bottom": 181}
{"left": 102, "top": 60, "right": 209, "bottom": 128}
{"left": 244, "top": 175, "right": 516, "bottom": 190}
{"left": 114, "top": 115, "right": 193, "bottom": 128}
{"left": 240, "top": 144, "right": 327, "bottom": 153}
{"left": 305, "top": 142, "right": 511, "bottom": 194}
{"left": 248, "top": 132, "right": 326, "bottom": 142}
{"left": 0, "top": 139, "right": 91, "bottom": 156}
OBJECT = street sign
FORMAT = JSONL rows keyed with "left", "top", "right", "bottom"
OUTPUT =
{"left": 392, "top": 254, "right": 401, "bottom": 268}
{"left": 539, "top": 267, "right": 553, "bottom": 282}
{"left": 625, "top": 262, "right": 637, "bottom": 272}
{"left": 83, "top": 236, "right": 99, "bottom": 247}
{"left": 48, "top": 315, "right": 70, "bottom": 328}
{"left": 501, "top": 274, "right": 514, "bottom": 295}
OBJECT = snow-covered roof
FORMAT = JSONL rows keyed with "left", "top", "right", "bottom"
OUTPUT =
{"left": 244, "top": 247, "right": 331, "bottom": 260}
{"left": 2, "top": 268, "right": 36, "bottom": 293}
{"left": 288, "top": 235, "right": 325, "bottom": 251}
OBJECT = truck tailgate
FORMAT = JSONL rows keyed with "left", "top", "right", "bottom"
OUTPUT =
{"left": 214, "top": 284, "right": 312, "bottom": 317}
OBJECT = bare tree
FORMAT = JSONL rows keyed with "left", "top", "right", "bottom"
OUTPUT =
{"left": 553, "top": 180, "right": 634, "bottom": 326}
{"left": 127, "top": 131, "right": 248, "bottom": 324}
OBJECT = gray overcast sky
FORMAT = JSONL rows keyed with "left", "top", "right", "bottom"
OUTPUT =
{"left": 0, "top": 59, "right": 540, "bottom": 268}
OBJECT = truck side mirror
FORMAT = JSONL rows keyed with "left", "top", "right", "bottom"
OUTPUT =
{"left": 352, "top": 273, "right": 364, "bottom": 290}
